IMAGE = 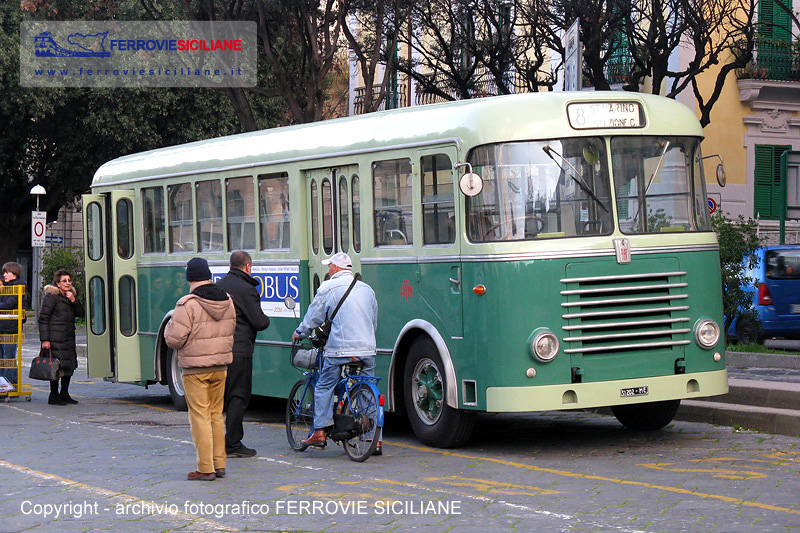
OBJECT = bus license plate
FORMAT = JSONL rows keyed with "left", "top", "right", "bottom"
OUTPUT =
{"left": 791, "top": 304, "right": 800, "bottom": 314}
{"left": 620, "top": 386, "right": 648, "bottom": 397}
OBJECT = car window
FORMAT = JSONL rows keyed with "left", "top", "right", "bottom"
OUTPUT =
{"left": 765, "top": 250, "right": 800, "bottom": 279}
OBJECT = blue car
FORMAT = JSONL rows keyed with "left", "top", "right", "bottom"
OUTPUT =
{"left": 728, "top": 245, "right": 800, "bottom": 344}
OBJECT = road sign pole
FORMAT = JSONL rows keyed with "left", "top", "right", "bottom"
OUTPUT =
{"left": 31, "top": 210, "right": 47, "bottom": 320}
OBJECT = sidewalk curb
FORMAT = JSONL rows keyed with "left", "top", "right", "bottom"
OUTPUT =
{"left": 725, "top": 351, "right": 800, "bottom": 370}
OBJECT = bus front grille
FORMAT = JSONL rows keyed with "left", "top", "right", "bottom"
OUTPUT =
{"left": 559, "top": 271, "right": 690, "bottom": 355}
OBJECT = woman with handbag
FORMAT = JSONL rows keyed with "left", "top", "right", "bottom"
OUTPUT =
{"left": 38, "top": 269, "right": 84, "bottom": 406}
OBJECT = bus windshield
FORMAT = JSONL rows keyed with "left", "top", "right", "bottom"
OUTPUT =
{"left": 612, "top": 136, "right": 711, "bottom": 234}
{"left": 467, "top": 138, "right": 613, "bottom": 242}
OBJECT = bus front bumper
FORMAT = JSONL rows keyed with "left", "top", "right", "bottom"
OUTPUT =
{"left": 485, "top": 369, "right": 728, "bottom": 412}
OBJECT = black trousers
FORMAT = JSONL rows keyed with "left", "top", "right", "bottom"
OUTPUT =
{"left": 224, "top": 356, "right": 252, "bottom": 451}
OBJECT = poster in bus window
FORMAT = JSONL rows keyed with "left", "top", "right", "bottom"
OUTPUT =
{"left": 211, "top": 265, "right": 299, "bottom": 318}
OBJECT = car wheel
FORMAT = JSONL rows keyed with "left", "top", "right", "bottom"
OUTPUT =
{"left": 736, "top": 316, "right": 763, "bottom": 345}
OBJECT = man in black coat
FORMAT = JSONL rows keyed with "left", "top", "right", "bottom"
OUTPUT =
{"left": 216, "top": 251, "right": 270, "bottom": 457}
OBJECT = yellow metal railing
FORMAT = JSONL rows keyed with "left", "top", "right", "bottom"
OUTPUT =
{"left": 0, "top": 284, "right": 31, "bottom": 401}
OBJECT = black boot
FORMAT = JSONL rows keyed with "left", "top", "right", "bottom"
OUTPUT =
{"left": 48, "top": 380, "right": 66, "bottom": 406}
{"left": 60, "top": 376, "right": 78, "bottom": 404}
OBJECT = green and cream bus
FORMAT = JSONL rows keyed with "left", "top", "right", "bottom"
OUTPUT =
{"left": 83, "top": 92, "right": 727, "bottom": 447}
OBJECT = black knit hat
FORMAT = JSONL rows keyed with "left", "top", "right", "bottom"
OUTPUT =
{"left": 186, "top": 257, "right": 211, "bottom": 282}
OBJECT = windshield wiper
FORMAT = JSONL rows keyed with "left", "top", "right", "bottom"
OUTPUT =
{"left": 542, "top": 145, "right": 609, "bottom": 212}
{"left": 644, "top": 141, "right": 671, "bottom": 196}
{"left": 630, "top": 140, "right": 671, "bottom": 230}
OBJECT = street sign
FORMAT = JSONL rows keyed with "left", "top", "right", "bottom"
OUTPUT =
{"left": 564, "top": 19, "right": 582, "bottom": 92}
{"left": 707, "top": 197, "right": 718, "bottom": 214}
{"left": 46, "top": 235, "right": 64, "bottom": 244}
{"left": 31, "top": 211, "right": 46, "bottom": 247}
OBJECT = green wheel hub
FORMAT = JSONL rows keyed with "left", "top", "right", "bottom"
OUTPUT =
{"left": 411, "top": 357, "right": 443, "bottom": 425}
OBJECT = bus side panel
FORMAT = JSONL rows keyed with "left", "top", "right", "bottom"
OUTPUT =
{"left": 461, "top": 257, "right": 575, "bottom": 410}
{"left": 250, "top": 260, "right": 312, "bottom": 399}
{"left": 137, "top": 265, "right": 189, "bottom": 382}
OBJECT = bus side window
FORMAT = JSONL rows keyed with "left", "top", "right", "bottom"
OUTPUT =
{"left": 258, "top": 172, "right": 290, "bottom": 251}
{"left": 167, "top": 183, "right": 194, "bottom": 253}
{"left": 373, "top": 158, "right": 413, "bottom": 246}
{"left": 421, "top": 153, "right": 455, "bottom": 245}
{"left": 196, "top": 179, "right": 223, "bottom": 252}
{"left": 142, "top": 186, "right": 165, "bottom": 253}
{"left": 352, "top": 175, "right": 361, "bottom": 253}
{"left": 226, "top": 176, "right": 256, "bottom": 251}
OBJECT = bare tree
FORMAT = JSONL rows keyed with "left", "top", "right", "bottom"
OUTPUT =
{"left": 256, "top": 0, "right": 344, "bottom": 124}
{"left": 340, "top": 0, "right": 411, "bottom": 113}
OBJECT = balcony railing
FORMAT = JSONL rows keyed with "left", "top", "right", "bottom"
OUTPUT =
{"left": 353, "top": 85, "right": 407, "bottom": 115}
{"left": 737, "top": 38, "right": 800, "bottom": 81}
{"left": 415, "top": 70, "right": 502, "bottom": 106}
{"left": 604, "top": 57, "right": 635, "bottom": 85}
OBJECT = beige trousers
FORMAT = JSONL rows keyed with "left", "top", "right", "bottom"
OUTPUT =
{"left": 184, "top": 370, "right": 227, "bottom": 473}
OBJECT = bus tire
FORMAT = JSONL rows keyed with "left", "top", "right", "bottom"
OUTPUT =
{"left": 611, "top": 399, "right": 680, "bottom": 431}
{"left": 403, "top": 337, "right": 474, "bottom": 448}
{"left": 166, "top": 346, "right": 188, "bottom": 411}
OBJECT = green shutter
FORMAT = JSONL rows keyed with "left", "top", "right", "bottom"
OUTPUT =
{"left": 754, "top": 144, "right": 791, "bottom": 220}
{"left": 773, "top": 0, "right": 792, "bottom": 41}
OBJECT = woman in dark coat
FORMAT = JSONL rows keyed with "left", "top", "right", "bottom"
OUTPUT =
{"left": 39, "top": 268, "right": 84, "bottom": 405}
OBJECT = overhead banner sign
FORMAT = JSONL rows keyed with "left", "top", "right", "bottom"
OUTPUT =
{"left": 31, "top": 211, "right": 46, "bottom": 247}
{"left": 20, "top": 21, "right": 256, "bottom": 88}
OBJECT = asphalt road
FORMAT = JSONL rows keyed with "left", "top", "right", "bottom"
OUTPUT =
{"left": 1, "top": 344, "right": 799, "bottom": 532}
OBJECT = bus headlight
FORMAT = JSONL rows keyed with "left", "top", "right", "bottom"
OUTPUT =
{"left": 695, "top": 319, "right": 720, "bottom": 348}
{"left": 530, "top": 330, "right": 559, "bottom": 362}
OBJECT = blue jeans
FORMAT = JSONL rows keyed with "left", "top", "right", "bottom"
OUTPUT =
{"left": 313, "top": 356, "right": 375, "bottom": 430}
{"left": 1, "top": 344, "right": 18, "bottom": 385}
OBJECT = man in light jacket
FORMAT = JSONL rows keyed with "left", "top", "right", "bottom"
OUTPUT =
{"left": 165, "top": 257, "right": 236, "bottom": 481}
{"left": 292, "top": 252, "right": 378, "bottom": 448}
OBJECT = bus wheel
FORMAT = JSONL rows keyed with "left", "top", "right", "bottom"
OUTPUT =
{"left": 166, "top": 347, "right": 188, "bottom": 411}
{"left": 611, "top": 400, "right": 680, "bottom": 430}
{"left": 403, "top": 337, "right": 474, "bottom": 448}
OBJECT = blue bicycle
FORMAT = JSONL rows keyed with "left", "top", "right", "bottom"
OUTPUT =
{"left": 285, "top": 341, "right": 384, "bottom": 462}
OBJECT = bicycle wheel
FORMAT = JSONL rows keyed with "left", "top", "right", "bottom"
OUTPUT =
{"left": 286, "top": 378, "right": 315, "bottom": 451}
{"left": 342, "top": 383, "right": 379, "bottom": 462}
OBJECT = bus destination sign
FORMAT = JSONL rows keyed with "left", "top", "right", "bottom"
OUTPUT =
{"left": 567, "top": 102, "right": 645, "bottom": 130}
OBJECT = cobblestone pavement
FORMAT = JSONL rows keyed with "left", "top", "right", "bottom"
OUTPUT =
{"left": 1, "top": 342, "right": 799, "bottom": 532}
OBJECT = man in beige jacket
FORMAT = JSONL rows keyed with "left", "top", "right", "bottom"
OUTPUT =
{"left": 165, "top": 257, "right": 236, "bottom": 481}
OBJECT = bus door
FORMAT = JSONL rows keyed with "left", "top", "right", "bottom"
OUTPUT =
{"left": 82, "top": 191, "right": 141, "bottom": 382}
{"left": 417, "top": 147, "right": 463, "bottom": 338}
{"left": 305, "top": 165, "right": 360, "bottom": 298}
{"left": 109, "top": 190, "right": 141, "bottom": 382}
{"left": 83, "top": 194, "right": 112, "bottom": 378}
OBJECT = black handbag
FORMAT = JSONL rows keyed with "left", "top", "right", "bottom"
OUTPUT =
{"left": 311, "top": 276, "right": 359, "bottom": 349}
{"left": 29, "top": 348, "right": 60, "bottom": 381}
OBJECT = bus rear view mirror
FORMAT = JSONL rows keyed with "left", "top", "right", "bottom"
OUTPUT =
{"left": 284, "top": 296, "right": 296, "bottom": 309}
{"left": 716, "top": 163, "right": 726, "bottom": 187}
{"left": 702, "top": 154, "right": 726, "bottom": 187}
{"left": 455, "top": 162, "right": 484, "bottom": 197}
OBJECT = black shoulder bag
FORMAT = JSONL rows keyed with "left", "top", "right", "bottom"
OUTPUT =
{"left": 312, "top": 276, "right": 359, "bottom": 349}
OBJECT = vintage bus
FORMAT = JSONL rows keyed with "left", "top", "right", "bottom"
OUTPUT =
{"left": 83, "top": 92, "right": 728, "bottom": 447}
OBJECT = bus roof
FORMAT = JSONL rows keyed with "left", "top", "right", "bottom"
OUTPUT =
{"left": 92, "top": 92, "right": 702, "bottom": 188}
